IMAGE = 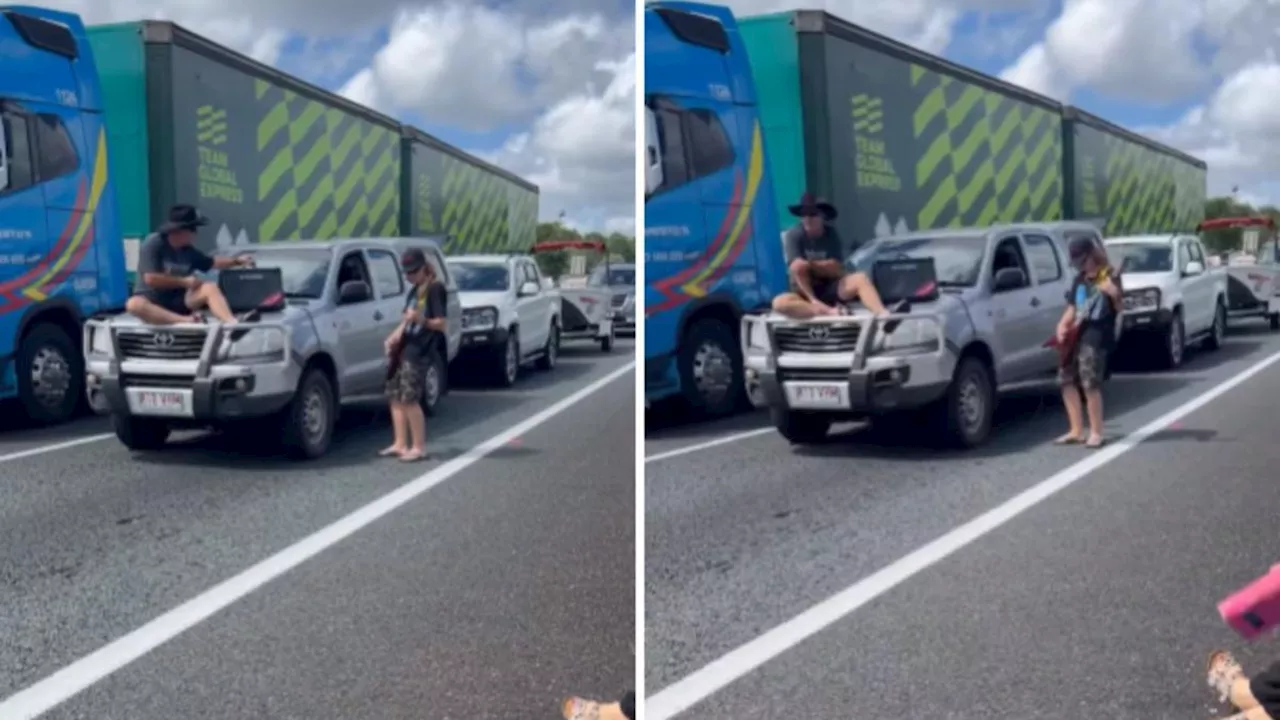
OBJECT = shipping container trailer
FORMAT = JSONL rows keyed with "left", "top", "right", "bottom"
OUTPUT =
{"left": 1062, "top": 106, "right": 1207, "bottom": 236}
{"left": 400, "top": 126, "right": 539, "bottom": 255}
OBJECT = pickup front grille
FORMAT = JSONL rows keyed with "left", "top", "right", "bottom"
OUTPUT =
{"left": 774, "top": 324, "right": 862, "bottom": 353}
{"left": 116, "top": 329, "right": 208, "bottom": 360}
{"left": 120, "top": 373, "right": 194, "bottom": 389}
{"left": 611, "top": 293, "right": 628, "bottom": 308}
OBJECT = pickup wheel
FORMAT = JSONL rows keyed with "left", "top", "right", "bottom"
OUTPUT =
{"left": 113, "top": 415, "right": 170, "bottom": 451}
{"left": 281, "top": 368, "right": 335, "bottom": 459}
{"left": 771, "top": 407, "right": 831, "bottom": 444}
{"left": 600, "top": 325, "right": 614, "bottom": 352}
{"left": 677, "top": 318, "right": 744, "bottom": 417}
{"left": 1270, "top": 313, "right": 1280, "bottom": 331}
{"left": 536, "top": 322, "right": 559, "bottom": 370}
{"left": 17, "top": 323, "right": 82, "bottom": 425}
{"left": 1205, "top": 299, "right": 1227, "bottom": 350}
{"left": 936, "top": 356, "right": 994, "bottom": 448}
{"left": 493, "top": 330, "right": 519, "bottom": 387}
{"left": 420, "top": 347, "right": 445, "bottom": 417}
{"left": 1160, "top": 311, "right": 1185, "bottom": 369}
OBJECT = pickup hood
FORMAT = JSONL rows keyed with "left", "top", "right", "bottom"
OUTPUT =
{"left": 1116, "top": 271, "right": 1173, "bottom": 291}
{"left": 457, "top": 291, "right": 509, "bottom": 310}
{"left": 765, "top": 291, "right": 968, "bottom": 322}
{"left": 104, "top": 303, "right": 313, "bottom": 327}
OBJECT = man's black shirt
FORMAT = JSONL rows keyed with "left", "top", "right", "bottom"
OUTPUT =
{"left": 402, "top": 280, "right": 447, "bottom": 358}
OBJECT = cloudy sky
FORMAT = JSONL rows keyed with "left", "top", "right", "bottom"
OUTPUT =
{"left": 725, "top": 0, "right": 1280, "bottom": 208}
{"left": 46, "top": 0, "right": 636, "bottom": 234}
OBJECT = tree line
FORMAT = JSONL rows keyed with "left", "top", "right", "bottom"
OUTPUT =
{"left": 533, "top": 221, "right": 635, "bottom": 279}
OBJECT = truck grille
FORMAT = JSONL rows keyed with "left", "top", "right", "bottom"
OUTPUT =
{"left": 116, "top": 329, "right": 208, "bottom": 360}
{"left": 774, "top": 324, "right": 862, "bottom": 353}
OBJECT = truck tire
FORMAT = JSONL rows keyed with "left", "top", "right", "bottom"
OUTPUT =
{"left": 536, "top": 322, "right": 559, "bottom": 370}
{"left": 771, "top": 407, "right": 831, "bottom": 444}
{"left": 113, "top": 415, "right": 170, "bottom": 451}
{"left": 493, "top": 329, "right": 519, "bottom": 387}
{"left": 936, "top": 356, "right": 994, "bottom": 448}
{"left": 1205, "top": 298, "right": 1227, "bottom": 350}
{"left": 281, "top": 368, "right": 335, "bottom": 460}
{"left": 677, "top": 318, "right": 744, "bottom": 418}
{"left": 17, "top": 323, "right": 82, "bottom": 425}
{"left": 420, "top": 347, "right": 445, "bottom": 417}
{"left": 1160, "top": 310, "right": 1185, "bottom": 369}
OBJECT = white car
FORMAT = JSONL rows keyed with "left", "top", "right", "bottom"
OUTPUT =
{"left": 1107, "top": 234, "right": 1228, "bottom": 368}
{"left": 446, "top": 254, "right": 562, "bottom": 386}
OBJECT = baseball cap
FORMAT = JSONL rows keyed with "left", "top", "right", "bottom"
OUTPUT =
{"left": 1068, "top": 236, "right": 1095, "bottom": 262}
{"left": 400, "top": 248, "right": 428, "bottom": 274}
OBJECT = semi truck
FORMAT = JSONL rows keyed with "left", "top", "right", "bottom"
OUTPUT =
{"left": 643, "top": 1, "right": 1207, "bottom": 416}
{"left": 0, "top": 5, "right": 538, "bottom": 425}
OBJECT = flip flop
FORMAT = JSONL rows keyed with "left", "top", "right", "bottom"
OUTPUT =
{"left": 1054, "top": 433, "right": 1084, "bottom": 445}
{"left": 227, "top": 308, "right": 261, "bottom": 342}
{"left": 882, "top": 300, "right": 910, "bottom": 333}
{"left": 378, "top": 446, "right": 403, "bottom": 457}
{"left": 399, "top": 450, "right": 431, "bottom": 463}
{"left": 1085, "top": 436, "right": 1106, "bottom": 449}
{"left": 1207, "top": 650, "right": 1245, "bottom": 704}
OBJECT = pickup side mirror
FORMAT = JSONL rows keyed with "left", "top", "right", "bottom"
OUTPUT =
{"left": 338, "top": 280, "right": 371, "bottom": 304}
{"left": 1183, "top": 260, "right": 1204, "bottom": 276}
{"left": 518, "top": 281, "right": 540, "bottom": 297}
{"left": 992, "top": 267, "right": 1027, "bottom": 292}
{"left": 0, "top": 117, "right": 9, "bottom": 191}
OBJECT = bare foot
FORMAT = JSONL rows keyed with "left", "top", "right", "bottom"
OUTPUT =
{"left": 1054, "top": 432, "right": 1084, "bottom": 445}
{"left": 1208, "top": 650, "right": 1245, "bottom": 704}
{"left": 379, "top": 445, "right": 404, "bottom": 457}
{"left": 1085, "top": 434, "right": 1105, "bottom": 448}
{"left": 399, "top": 448, "right": 427, "bottom": 462}
{"left": 562, "top": 697, "right": 627, "bottom": 720}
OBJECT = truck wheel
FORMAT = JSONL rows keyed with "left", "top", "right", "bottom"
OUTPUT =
{"left": 113, "top": 415, "right": 170, "bottom": 451}
{"left": 1161, "top": 311, "right": 1185, "bottom": 369}
{"left": 1205, "top": 299, "right": 1227, "bottom": 350}
{"left": 536, "top": 323, "right": 559, "bottom": 370}
{"left": 677, "top": 318, "right": 744, "bottom": 418}
{"left": 771, "top": 407, "right": 831, "bottom": 444}
{"left": 281, "top": 368, "right": 335, "bottom": 460}
{"left": 17, "top": 323, "right": 82, "bottom": 425}
{"left": 493, "top": 330, "right": 519, "bottom": 387}
{"left": 937, "top": 356, "right": 994, "bottom": 448}
{"left": 420, "top": 348, "right": 445, "bottom": 417}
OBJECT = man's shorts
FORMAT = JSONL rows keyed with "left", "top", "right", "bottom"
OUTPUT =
{"left": 1058, "top": 341, "right": 1107, "bottom": 390}
{"left": 134, "top": 288, "right": 194, "bottom": 315}
{"left": 812, "top": 280, "right": 841, "bottom": 306}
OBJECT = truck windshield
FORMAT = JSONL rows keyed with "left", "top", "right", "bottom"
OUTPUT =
{"left": 240, "top": 249, "right": 330, "bottom": 298}
{"left": 450, "top": 262, "right": 510, "bottom": 291}
{"left": 588, "top": 266, "right": 635, "bottom": 286}
{"left": 848, "top": 236, "right": 985, "bottom": 287}
{"left": 1109, "top": 244, "right": 1173, "bottom": 272}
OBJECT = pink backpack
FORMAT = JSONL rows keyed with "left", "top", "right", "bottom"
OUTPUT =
{"left": 1219, "top": 564, "right": 1280, "bottom": 640}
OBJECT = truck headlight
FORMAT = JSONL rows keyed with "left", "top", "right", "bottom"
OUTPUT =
{"left": 89, "top": 326, "right": 113, "bottom": 356}
{"left": 870, "top": 318, "right": 940, "bottom": 355}
{"left": 1122, "top": 288, "right": 1160, "bottom": 312}
{"left": 220, "top": 329, "right": 285, "bottom": 361}
{"left": 462, "top": 306, "right": 497, "bottom": 331}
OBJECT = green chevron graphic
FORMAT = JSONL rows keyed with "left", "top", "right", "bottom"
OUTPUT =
{"left": 1073, "top": 122, "right": 1206, "bottom": 235}
{"left": 196, "top": 105, "right": 227, "bottom": 145}
{"left": 851, "top": 94, "right": 884, "bottom": 134}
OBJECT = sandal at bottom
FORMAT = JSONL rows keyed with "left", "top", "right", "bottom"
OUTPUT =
{"left": 1085, "top": 436, "right": 1106, "bottom": 449}
{"left": 1054, "top": 433, "right": 1084, "bottom": 445}
{"left": 378, "top": 446, "right": 402, "bottom": 457}
{"left": 1207, "top": 649, "right": 1246, "bottom": 704}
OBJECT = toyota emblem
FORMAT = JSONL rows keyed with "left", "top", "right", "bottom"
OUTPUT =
{"left": 151, "top": 331, "right": 176, "bottom": 348}
{"left": 808, "top": 325, "right": 830, "bottom": 340}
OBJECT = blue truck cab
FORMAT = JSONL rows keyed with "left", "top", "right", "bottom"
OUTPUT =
{"left": 643, "top": 2, "right": 786, "bottom": 416}
{"left": 0, "top": 6, "right": 127, "bottom": 423}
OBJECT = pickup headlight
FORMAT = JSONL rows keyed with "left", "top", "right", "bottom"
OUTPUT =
{"left": 1122, "top": 288, "right": 1161, "bottom": 312}
{"left": 743, "top": 319, "right": 771, "bottom": 353}
{"left": 870, "top": 317, "right": 941, "bottom": 355}
{"left": 88, "top": 326, "right": 113, "bottom": 356}
{"left": 220, "top": 328, "right": 285, "bottom": 361}
{"left": 462, "top": 306, "right": 498, "bottom": 331}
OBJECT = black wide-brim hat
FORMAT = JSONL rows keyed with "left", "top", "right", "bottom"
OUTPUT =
{"left": 788, "top": 191, "right": 837, "bottom": 220}
{"left": 158, "top": 203, "right": 210, "bottom": 233}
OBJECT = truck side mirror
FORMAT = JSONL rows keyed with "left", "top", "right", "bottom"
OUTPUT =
{"left": 644, "top": 107, "right": 663, "bottom": 196}
{"left": 0, "top": 117, "right": 9, "bottom": 191}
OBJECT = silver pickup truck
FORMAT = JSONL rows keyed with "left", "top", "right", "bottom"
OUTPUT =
{"left": 84, "top": 237, "right": 461, "bottom": 459}
{"left": 743, "top": 221, "right": 1103, "bottom": 448}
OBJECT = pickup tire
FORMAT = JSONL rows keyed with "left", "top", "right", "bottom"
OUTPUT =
{"left": 113, "top": 415, "right": 170, "bottom": 451}
{"left": 420, "top": 346, "right": 445, "bottom": 417}
{"left": 678, "top": 318, "right": 743, "bottom": 417}
{"left": 536, "top": 322, "right": 559, "bottom": 370}
{"left": 600, "top": 325, "right": 614, "bottom": 352}
{"left": 936, "top": 356, "right": 994, "bottom": 448}
{"left": 1160, "top": 310, "right": 1185, "bottom": 369}
{"left": 493, "top": 329, "right": 519, "bottom": 387}
{"left": 281, "top": 367, "right": 335, "bottom": 459}
{"left": 17, "top": 323, "right": 82, "bottom": 425}
{"left": 1271, "top": 312, "right": 1279, "bottom": 331}
{"left": 771, "top": 407, "right": 831, "bottom": 444}
{"left": 1205, "top": 298, "right": 1227, "bottom": 350}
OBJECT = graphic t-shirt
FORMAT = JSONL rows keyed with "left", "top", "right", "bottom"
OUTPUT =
{"left": 783, "top": 223, "right": 844, "bottom": 293}
{"left": 133, "top": 232, "right": 215, "bottom": 308}
{"left": 402, "top": 280, "right": 447, "bottom": 358}
{"left": 1065, "top": 267, "right": 1122, "bottom": 349}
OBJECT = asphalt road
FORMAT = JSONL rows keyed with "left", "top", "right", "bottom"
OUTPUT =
{"left": 0, "top": 340, "right": 635, "bottom": 719}
{"left": 646, "top": 325, "right": 1280, "bottom": 719}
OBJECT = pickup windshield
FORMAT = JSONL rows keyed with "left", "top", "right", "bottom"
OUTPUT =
{"left": 1109, "top": 243, "right": 1173, "bottom": 272}
{"left": 588, "top": 266, "right": 635, "bottom": 286}
{"left": 450, "top": 262, "right": 510, "bottom": 291}
{"left": 848, "top": 236, "right": 985, "bottom": 287}
{"left": 237, "top": 248, "right": 330, "bottom": 298}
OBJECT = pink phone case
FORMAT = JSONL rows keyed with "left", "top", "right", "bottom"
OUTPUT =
{"left": 1219, "top": 564, "right": 1280, "bottom": 640}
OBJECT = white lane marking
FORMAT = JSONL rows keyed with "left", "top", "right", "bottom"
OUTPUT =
{"left": 646, "top": 347, "right": 1280, "bottom": 719}
{"left": 645, "top": 427, "right": 774, "bottom": 463}
{"left": 0, "top": 361, "right": 635, "bottom": 719}
{"left": 0, "top": 433, "right": 113, "bottom": 465}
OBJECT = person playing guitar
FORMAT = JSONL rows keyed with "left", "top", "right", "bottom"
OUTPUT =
{"left": 381, "top": 249, "right": 447, "bottom": 462}
{"left": 1054, "top": 236, "right": 1122, "bottom": 449}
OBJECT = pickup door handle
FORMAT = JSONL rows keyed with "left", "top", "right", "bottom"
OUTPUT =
{"left": 373, "top": 310, "right": 384, "bottom": 321}
{"left": 1030, "top": 297, "right": 1041, "bottom": 307}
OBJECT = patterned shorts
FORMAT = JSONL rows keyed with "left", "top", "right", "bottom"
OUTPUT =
{"left": 385, "top": 355, "right": 424, "bottom": 405}
{"left": 1058, "top": 342, "right": 1106, "bottom": 390}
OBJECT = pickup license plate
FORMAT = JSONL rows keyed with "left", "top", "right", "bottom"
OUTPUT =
{"left": 784, "top": 382, "right": 847, "bottom": 410}
{"left": 126, "top": 388, "right": 193, "bottom": 417}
